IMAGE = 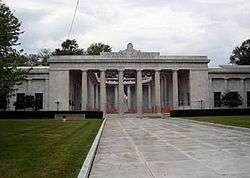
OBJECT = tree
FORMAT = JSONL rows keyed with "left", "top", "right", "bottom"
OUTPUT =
{"left": 0, "top": 1, "right": 27, "bottom": 109}
{"left": 230, "top": 39, "right": 250, "bottom": 65}
{"left": 87, "top": 43, "right": 112, "bottom": 55}
{"left": 53, "top": 39, "right": 85, "bottom": 55}
{"left": 38, "top": 48, "right": 52, "bottom": 66}
{"left": 0, "top": 1, "right": 23, "bottom": 55}
{"left": 221, "top": 92, "right": 243, "bottom": 108}
{"left": 21, "top": 49, "right": 52, "bottom": 66}
{"left": 14, "top": 94, "right": 35, "bottom": 110}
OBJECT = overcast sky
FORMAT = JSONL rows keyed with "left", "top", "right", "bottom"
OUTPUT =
{"left": 6, "top": 0, "right": 250, "bottom": 66}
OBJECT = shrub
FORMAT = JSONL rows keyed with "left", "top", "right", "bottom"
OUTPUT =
{"left": 14, "top": 95, "right": 35, "bottom": 110}
{"left": 0, "top": 95, "right": 7, "bottom": 110}
{"left": 221, "top": 92, "right": 243, "bottom": 108}
{"left": 170, "top": 109, "right": 250, "bottom": 117}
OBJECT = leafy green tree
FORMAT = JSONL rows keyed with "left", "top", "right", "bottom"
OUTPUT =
{"left": 221, "top": 92, "right": 243, "bottom": 108}
{"left": 21, "top": 49, "right": 52, "bottom": 66}
{"left": 87, "top": 43, "right": 112, "bottom": 55}
{"left": 38, "top": 48, "right": 52, "bottom": 66}
{"left": 230, "top": 39, "right": 250, "bottom": 65}
{"left": 0, "top": 1, "right": 27, "bottom": 109}
{"left": 0, "top": 1, "right": 23, "bottom": 55}
{"left": 53, "top": 39, "right": 85, "bottom": 55}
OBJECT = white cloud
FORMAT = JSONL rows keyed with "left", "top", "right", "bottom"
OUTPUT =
{"left": 5, "top": 0, "right": 250, "bottom": 66}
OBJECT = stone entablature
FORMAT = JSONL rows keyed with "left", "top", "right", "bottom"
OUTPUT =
{"left": 209, "top": 65, "right": 250, "bottom": 74}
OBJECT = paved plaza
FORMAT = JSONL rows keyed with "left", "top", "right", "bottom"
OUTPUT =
{"left": 90, "top": 117, "right": 250, "bottom": 178}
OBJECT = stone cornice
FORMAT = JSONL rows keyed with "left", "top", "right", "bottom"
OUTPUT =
{"left": 48, "top": 43, "right": 209, "bottom": 64}
{"left": 208, "top": 68, "right": 250, "bottom": 74}
{"left": 49, "top": 57, "right": 209, "bottom": 64}
{"left": 17, "top": 66, "right": 49, "bottom": 74}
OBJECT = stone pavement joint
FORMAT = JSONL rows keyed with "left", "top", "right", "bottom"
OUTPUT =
{"left": 89, "top": 117, "right": 250, "bottom": 178}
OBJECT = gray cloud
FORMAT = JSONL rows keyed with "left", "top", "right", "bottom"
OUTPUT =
{"left": 6, "top": 0, "right": 250, "bottom": 66}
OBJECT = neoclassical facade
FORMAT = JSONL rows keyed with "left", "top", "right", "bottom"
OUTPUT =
{"left": 7, "top": 43, "right": 250, "bottom": 116}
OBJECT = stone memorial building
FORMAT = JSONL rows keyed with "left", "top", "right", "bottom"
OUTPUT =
{"left": 7, "top": 43, "right": 250, "bottom": 116}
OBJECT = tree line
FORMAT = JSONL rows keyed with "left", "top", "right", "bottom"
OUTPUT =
{"left": 21, "top": 40, "right": 112, "bottom": 66}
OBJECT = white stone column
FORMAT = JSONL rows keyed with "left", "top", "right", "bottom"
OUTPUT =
{"left": 127, "top": 85, "right": 131, "bottom": 109}
{"left": 96, "top": 85, "right": 100, "bottom": 110}
{"left": 100, "top": 70, "right": 106, "bottom": 114}
{"left": 148, "top": 84, "right": 151, "bottom": 109}
{"left": 114, "top": 85, "right": 118, "bottom": 109}
{"left": 89, "top": 79, "right": 95, "bottom": 109}
{"left": 224, "top": 78, "right": 228, "bottom": 93}
{"left": 81, "top": 70, "right": 88, "bottom": 110}
{"left": 136, "top": 70, "right": 143, "bottom": 116}
{"left": 27, "top": 78, "right": 32, "bottom": 95}
{"left": 118, "top": 70, "right": 124, "bottom": 115}
{"left": 165, "top": 76, "right": 168, "bottom": 106}
{"left": 154, "top": 70, "right": 161, "bottom": 113}
{"left": 161, "top": 76, "right": 165, "bottom": 106}
{"left": 93, "top": 84, "right": 96, "bottom": 108}
{"left": 94, "top": 84, "right": 99, "bottom": 109}
{"left": 240, "top": 78, "right": 246, "bottom": 108}
{"left": 172, "top": 70, "right": 179, "bottom": 109}
{"left": 44, "top": 78, "right": 49, "bottom": 110}
{"left": 209, "top": 78, "right": 213, "bottom": 109}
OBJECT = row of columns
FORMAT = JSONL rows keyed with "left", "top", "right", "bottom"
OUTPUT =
{"left": 81, "top": 69, "right": 179, "bottom": 116}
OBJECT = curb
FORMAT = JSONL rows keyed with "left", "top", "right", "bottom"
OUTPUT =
{"left": 173, "top": 117, "right": 250, "bottom": 132}
{"left": 78, "top": 118, "right": 107, "bottom": 178}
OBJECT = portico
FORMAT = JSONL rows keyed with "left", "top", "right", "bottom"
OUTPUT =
{"left": 48, "top": 43, "right": 209, "bottom": 116}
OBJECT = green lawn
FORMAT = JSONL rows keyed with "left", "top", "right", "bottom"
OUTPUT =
{"left": 184, "top": 115, "right": 250, "bottom": 128}
{"left": 0, "top": 119, "right": 102, "bottom": 178}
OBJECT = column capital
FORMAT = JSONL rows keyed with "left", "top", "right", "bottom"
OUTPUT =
{"left": 224, "top": 77, "right": 229, "bottom": 80}
{"left": 172, "top": 69, "right": 178, "bottom": 72}
{"left": 240, "top": 77, "right": 245, "bottom": 80}
{"left": 136, "top": 69, "right": 142, "bottom": 72}
{"left": 81, "top": 69, "right": 88, "bottom": 72}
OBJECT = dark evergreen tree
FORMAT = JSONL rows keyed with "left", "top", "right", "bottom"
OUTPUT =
{"left": 53, "top": 39, "right": 85, "bottom": 55}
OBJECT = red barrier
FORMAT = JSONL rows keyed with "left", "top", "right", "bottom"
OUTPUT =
{"left": 106, "top": 104, "right": 118, "bottom": 114}
{"left": 161, "top": 105, "right": 172, "bottom": 113}
{"left": 127, "top": 107, "right": 136, "bottom": 113}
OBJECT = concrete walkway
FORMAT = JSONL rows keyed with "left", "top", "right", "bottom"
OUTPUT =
{"left": 90, "top": 117, "right": 250, "bottom": 178}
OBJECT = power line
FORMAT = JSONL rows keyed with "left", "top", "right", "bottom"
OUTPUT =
{"left": 67, "top": 0, "right": 80, "bottom": 38}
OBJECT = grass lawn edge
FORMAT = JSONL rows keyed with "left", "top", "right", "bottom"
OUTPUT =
{"left": 77, "top": 118, "right": 107, "bottom": 178}
{"left": 174, "top": 117, "right": 250, "bottom": 132}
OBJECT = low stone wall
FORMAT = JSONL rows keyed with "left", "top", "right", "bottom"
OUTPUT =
{"left": 0, "top": 111, "right": 103, "bottom": 119}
